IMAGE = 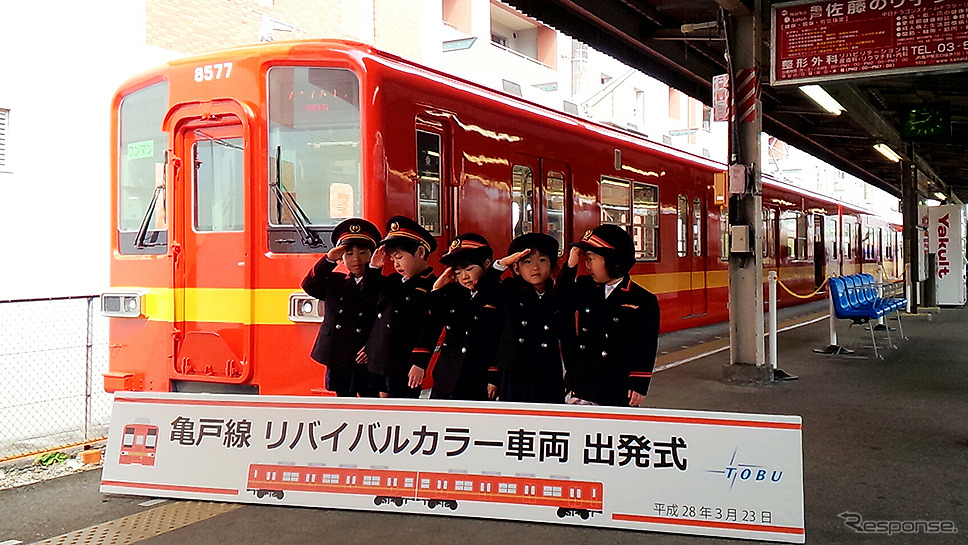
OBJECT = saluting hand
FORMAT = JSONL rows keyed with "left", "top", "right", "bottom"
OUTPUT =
{"left": 356, "top": 347, "right": 369, "bottom": 365}
{"left": 327, "top": 245, "right": 346, "bottom": 262}
{"left": 433, "top": 267, "right": 455, "bottom": 291}
{"left": 370, "top": 245, "right": 386, "bottom": 268}
{"left": 487, "top": 383, "right": 499, "bottom": 400}
{"left": 567, "top": 246, "right": 582, "bottom": 268}
{"left": 496, "top": 249, "right": 531, "bottom": 268}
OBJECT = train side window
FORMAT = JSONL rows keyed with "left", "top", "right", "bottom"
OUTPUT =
{"left": 633, "top": 182, "right": 659, "bottom": 261}
{"left": 118, "top": 82, "right": 169, "bottom": 254}
{"left": 720, "top": 207, "right": 729, "bottom": 261}
{"left": 512, "top": 165, "right": 534, "bottom": 237}
{"left": 677, "top": 195, "right": 688, "bottom": 257}
{"left": 194, "top": 137, "right": 244, "bottom": 232}
{"left": 692, "top": 197, "right": 703, "bottom": 257}
{"left": 420, "top": 478, "right": 430, "bottom": 488}
{"left": 404, "top": 478, "right": 414, "bottom": 488}
{"left": 416, "top": 130, "right": 442, "bottom": 236}
{"left": 546, "top": 172, "right": 566, "bottom": 255}
{"left": 601, "top": 178, "right": 630, "bottom": 225}
{"left": 602, "top": 177, "right": 655, "bottom": 262}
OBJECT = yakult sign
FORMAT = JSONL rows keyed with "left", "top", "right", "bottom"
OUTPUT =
{"left": 926, "top": 205, "right": 967, "bottom": 305}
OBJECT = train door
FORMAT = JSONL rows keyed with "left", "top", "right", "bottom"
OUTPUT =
{"left": 539, "top": 159, "right": 570, "bottom": 257}
{"left": 510, "top": 155, "right": 538, "bottom": 238}
{"left": 813, "top": 215, "right": 825, "bottom": 287}
{"left": 508, "top": 155, "right": 570, "bottom": 255}
{"left": 171, "top": 117, "right": 252, "bottom": 391}
{"left": 416, "top": 123, "right": 456, "bottom": 249}
{"left": 676, "top": 191, "right": 707, "bottom": 317}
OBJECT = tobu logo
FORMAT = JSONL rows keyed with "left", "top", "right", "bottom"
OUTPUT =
{"left": 707, "top": 449, "right": 784, "bottom": 490}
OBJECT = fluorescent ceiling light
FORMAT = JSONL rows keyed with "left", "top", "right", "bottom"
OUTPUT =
{"left": 799, "top": 85, "right": 845, "bottom": 115}
{"left": 933, "top": 191, "right": 947, "bottom": 201}
{"left": 873, "top": 143, "right": 902, "bottom": 162}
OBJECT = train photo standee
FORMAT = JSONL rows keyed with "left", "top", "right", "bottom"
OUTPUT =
{"left": 245, "top": 463, "right": 604, "bottom": 519}
{"left": 102, "top": 39, "right": 903, "bottom": 396}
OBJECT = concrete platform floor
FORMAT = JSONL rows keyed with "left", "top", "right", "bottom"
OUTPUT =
{"left": 2, "top": 302, "right": 966, "bottom": 545}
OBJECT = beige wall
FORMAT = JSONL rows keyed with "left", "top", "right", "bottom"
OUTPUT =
{"left": 146, "top": 0, "right": 424, "bottom": 60}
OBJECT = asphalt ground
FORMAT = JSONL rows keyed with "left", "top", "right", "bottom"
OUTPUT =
{"left": 2, "top": 301, "right": 966, "bottom": 545}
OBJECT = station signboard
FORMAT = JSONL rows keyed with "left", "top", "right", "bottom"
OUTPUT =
{"left": 771, "top": 0, "right": 968, "bottom": 85}
{"left": 101, "top": 393, "right": 805, "bottom": 543}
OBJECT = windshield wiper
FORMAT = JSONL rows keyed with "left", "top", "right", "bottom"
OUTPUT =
{"left": 271, "top": 146, "right": 323, "bottom": 247}
{"left": 135, "top": 151, "right": 166, "bottom": 249}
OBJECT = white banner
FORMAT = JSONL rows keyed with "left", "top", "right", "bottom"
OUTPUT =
{"left": 101, "top": 393, "right": 804, "bottom": 543}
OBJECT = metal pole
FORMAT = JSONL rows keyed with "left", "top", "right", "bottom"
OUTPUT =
{"left": 768, "top": 271, "right": 777, "bottom": 370}
{"left": 85, "top": 297, "right": 94, "bottom": 440}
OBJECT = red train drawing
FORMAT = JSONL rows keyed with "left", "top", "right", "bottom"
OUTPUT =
{"left": 246, "top": 463, "right": 603, "bottom": 519}
{"left": 118, "top": 424, "right": 159, "bottom": 466}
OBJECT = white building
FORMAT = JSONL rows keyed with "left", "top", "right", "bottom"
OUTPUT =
{"left": 0, "top": 0, "right": 899, "bottom": 299}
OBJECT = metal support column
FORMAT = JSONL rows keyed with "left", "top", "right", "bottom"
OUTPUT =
{"left": 722, "top": 8, "right": 769, "bottom": 383}
{"left": 901, "top": 154, "right": 919, "bottom": 314}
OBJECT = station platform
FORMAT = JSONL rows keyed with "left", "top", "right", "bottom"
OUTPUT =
{"left": 2, "top": 302, "right": 966, "bottom": 545}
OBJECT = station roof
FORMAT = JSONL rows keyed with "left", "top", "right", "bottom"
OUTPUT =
{"left": 503, "top": 0, "right": 968, "bottom": 202}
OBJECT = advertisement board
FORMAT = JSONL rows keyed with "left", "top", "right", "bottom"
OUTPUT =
{"left": 927, "top": 204, "right": 967, "bottom": 305}
{"left": 771, "top": 0, "right": 968, "bottom": 85}
{"left": 101, "top": 393, "right": 805, "bottom": 543}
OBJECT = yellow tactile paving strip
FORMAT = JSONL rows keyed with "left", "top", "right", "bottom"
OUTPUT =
{"left": 29, "top": 501, "right": 241, "bottom": 545}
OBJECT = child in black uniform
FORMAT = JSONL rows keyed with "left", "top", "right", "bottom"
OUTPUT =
{"left": 421, "top": 233, "right": 504, "bottom": 401}
{"left": 493, "top": 233, "right": 565, "bottom": 403}
{"left": 559, "top": 224, "right": 660, "bottom": 407}
{"left": 360, "top": 216, "right": 438, "bottom": 398}
{"left": 301, "top": 218, "right": 383, "bottom": 397}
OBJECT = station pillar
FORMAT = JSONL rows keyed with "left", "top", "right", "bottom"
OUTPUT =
{"left": 722, "top": 10, "right": 768, "bottom": 383}
{"left": 901, "top": 153, "right": 919, "bottom": 313}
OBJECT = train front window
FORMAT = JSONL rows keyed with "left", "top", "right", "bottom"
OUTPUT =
{"left": 118, "top": 82, "right": 169, "bottom": 254}
{"left": 194, "top": 136, "right": 244, "bottom": 232}
{"left": 268, "top": 67, "right": 360, "bottom": 251}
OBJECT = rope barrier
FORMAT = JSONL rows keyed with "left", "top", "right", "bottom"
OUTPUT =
{"left": 776, "top": 276, "right": 829, "bottom": 299}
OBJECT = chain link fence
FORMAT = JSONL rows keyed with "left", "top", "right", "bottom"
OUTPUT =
{"left": 0, "top": 296, "right": 111, "bottom": 462}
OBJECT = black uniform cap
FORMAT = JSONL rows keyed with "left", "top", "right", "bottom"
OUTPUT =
{"left": 508, "top": 233, "right": 559, "bottom": 259}
{"left": 331, "top": 218, "right": 381, "bottom": 250}
{"left": 440, "top": 233, "right": 493, "bottom": 267}
{"left": 570, "top": 224, "right": 635, "bottom": 271}
{"left": 379, "top": 215, "right": 437, "bottom": 253}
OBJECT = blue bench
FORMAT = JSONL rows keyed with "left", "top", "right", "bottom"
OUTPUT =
{"left": 827, "top": 274, "right": 907, "bottom": 358}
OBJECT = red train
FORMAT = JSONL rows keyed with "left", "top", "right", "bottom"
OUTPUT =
{"left": 102, "top": 40, "right": 901, "bottom": 396}
{"left": 246, "top": 463, "right": 603, "bottom": 519}
{"left": 118, "top": 424, "right": 159, "bottom": 466}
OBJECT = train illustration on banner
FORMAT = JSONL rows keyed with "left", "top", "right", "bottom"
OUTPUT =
{"left": 118, "top": 423, "right": 159, "bottom": 466}
{"left": 246, "top": 463, "right": 604, "bottom": 519}
{"left": 102, "top": 39, "right": 902, "bottom": 396}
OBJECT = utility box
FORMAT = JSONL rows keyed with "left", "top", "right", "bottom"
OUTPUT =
{"left": 926, "top": 204, "right": 967, "bottom": 306}
{"left": 730, "top": 225, "right": 752, "bottom": 254}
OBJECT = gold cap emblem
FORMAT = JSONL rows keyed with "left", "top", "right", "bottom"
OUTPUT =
{"left": 450, "top": 239, "right": 461, "bottom": 250}
{"left": 349, "top": 224, "right": 361, "bottom": 233}
{"left": 389, "top": 221, "right": 400, "bottom": 232}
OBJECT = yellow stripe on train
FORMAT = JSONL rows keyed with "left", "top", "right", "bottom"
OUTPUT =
{"left": 110, "top": 267, "right": 822, "bottom": 325}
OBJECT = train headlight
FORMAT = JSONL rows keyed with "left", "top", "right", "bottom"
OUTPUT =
{"left": 101, "top": 291, "right": 146, "bottom": 318}
{"left": 289, "top": 292, "right": 324, "bottom": 323}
